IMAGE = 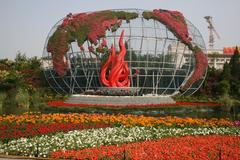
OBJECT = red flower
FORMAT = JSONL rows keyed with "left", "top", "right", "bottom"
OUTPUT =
{"left": 50, "top": 135, "right": 240, "bottom": 160}
{"left": 0, "top": 123, "right": 112, "bottom": 140}
{"left": 47, "top": 11, "right": 138, "bottom": 76}
{"left": 80, "top": 45, "right": 84, "bottom": 51}
{"left": 47, "top": 100, "right": 220, "bottom": 108}
{"left": 181, "top": 50, "right": 208, "bottom": 90}
{"left": 101, "top": 38, "right": 107, "bottom": 46}
{"left": 88, "top": 46, "right": 95, "bottom": 52}
{"left": 143, "top": 9, "right": 208, "bottom": 91}
{"left": 143, "top": 9, "right": 192, "bottom": 46}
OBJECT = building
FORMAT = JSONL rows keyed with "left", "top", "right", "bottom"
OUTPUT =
{"left": 207, "top": 46, "right": 239, "bottom": 70}
{"left": 168, "top": 42, "right": 239, "bottom": 70}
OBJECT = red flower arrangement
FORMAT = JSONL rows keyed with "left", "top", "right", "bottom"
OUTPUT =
{"left": 143, "top": 9, "right": 192, "bottom": 47}
{"left": 143, "top": 9, "right": 208, "bottom": 91}
{"left": 47, "top": 101, "right": 220, "bottom": 108}
{"left": 50, "top": 135, "right": 240, "bottom": 160}
{"left": 0, "top": 123, "right": 111, "bottom": 140}
{"left": 181, "top": 47, "right": 208, "bottom": 90}
{"left": 47, "top": 11, "right": 138, "bottom": 76}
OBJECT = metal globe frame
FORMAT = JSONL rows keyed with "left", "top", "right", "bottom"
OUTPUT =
{"left": 42, "top": 9, "right": 207, "bottom": 96}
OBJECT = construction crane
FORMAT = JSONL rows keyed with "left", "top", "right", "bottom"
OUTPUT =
{"left": 204, "top": 16, "right": 220, "bottom": 51}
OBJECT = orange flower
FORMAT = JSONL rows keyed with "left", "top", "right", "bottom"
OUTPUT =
{"left": 0, "top": 113, "right": 234, "bottom": 128}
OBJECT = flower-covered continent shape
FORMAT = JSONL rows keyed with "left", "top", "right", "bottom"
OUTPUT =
{"left": 143, "top": 9, "right": 208, "bottom": 91}
{"left": 47, "top": 11, "right": 138, "bottom": 77}
{"left": 47, "top": 8, "right": 207, "bottom": 92}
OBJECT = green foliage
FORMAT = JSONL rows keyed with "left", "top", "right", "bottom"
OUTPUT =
{"left": 200, "top": 67, "right": 221, "bottom": 96}
{"left": 230, "top": 80, "right": 240, "bottom": 97}
{"left": 173, "top": 95, "right": 215, "bottom": 103}
{"left": 228, "top": 47, "right": 240, "bottom": 97}
{"left": 220, "top": 62, "right": 231, "bottom": 81}
{"left": 15, "top": 88, "right": 30, "bottom": 110}
{"left": 215, "top": 80, "right": 230, "bottom": 96}
{"left": 200, "top": 47, "right": 240, "bottom": 99}
{"left": 0, "top": 92, "right": 6, "bottom": 115}
{"left": 14, "top": 52, "right": 28, "bottom": 70}
{"left": 0, "top": 52, "right": 56, "bottom": 115}
{"left": 48, "top": 10, "right": 138, "bottom": 54}
{"left": 0, "top": 52, "right": 45, "bottom": 91}
{"left": 29, "top": 91, "right": 44, "bottom": 112}
{"left": 0, "top": 70, "right": 23, "bottom": 90}
{"left": 113, "top": 11, "right": 138, "bottom": 22}
{"left": 229, "top": 47, "right": 240, "bottom": 79}
{"left": 218, "top": 94, "right": 234, "bottom": 111}
{"left": 2, "top": 88, "right": 23, "bottom": 115}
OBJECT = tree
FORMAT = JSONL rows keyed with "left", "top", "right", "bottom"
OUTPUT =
{"left": 229, "top": 46, "right": 240, "bottom": 79}
{"left": 14, "top": 52, "right": 28, "bottom": 70}
{"left": 229, "top": 46, "right": 240, "bottom": 97}
{"left": 220, "top": 62, "right": 231, "bottom": 81}
{"left": 215, "top": 80, "right": 230, "bottom": 96}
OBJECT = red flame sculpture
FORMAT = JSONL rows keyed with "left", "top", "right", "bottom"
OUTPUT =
{"left": 100, "top": 30, "right": 130, "bottom": 87}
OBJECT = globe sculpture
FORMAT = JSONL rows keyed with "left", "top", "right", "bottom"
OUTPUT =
{"left": 42, "top": 8, "right": 208, "bottom": 100}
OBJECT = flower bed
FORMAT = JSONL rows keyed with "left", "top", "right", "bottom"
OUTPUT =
{"left": 0, "top": 126, "right": 239, "bottom": 157}
{"left": 0, "top": 113, "right": 232, "bottom": 127}
{"left": 47, "top": 101, "right": 220, "bottom": 108}
{"left": 0, "top": 123, "right": 111, "bottom": 140}
{"left": 0, "top": 113, "right": 235, "bottom": 141}
{"left": 51, "top": 135, "right": 240, "bottom": 160}
{"left": 0, "top": 112, "right": 239, "bottom": 158}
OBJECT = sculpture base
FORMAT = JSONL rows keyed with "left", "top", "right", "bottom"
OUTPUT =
{"left": 84, "top": 87, "right": 139, "bottom": 96}
{"left": 65, "top": 94, "right": 175, "bottom": 106}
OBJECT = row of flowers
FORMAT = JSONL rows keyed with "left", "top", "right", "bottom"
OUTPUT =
{"left": 47, "top": 100, "right": 220, "bottom": 108}
{"left": 51, "top": 135, "right": 240, "bottom": 160}
{"left": 0, "top": 126, "right": 239, "bottom": 157}
{"left": 0, "top": 113, "right": 233, "bottom": 127}
{"left": 0, "top": 122, "right": 111, "bottom": 140}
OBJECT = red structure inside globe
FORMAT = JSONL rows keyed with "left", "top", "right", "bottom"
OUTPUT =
{"left": 100, "top": 30, "right": 130, "bottom": 87}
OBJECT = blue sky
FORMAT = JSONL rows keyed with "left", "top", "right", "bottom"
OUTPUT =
{"left": 0, "top": 0, "right": 239, "bottom": 59}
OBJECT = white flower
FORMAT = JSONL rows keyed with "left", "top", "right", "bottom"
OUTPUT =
{"left": 1, "top": 126, "right": 239, "bottom": 157}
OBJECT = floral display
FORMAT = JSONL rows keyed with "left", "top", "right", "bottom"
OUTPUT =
{"left": 0, "top": 126, "right": 239, "bottom": 157}
{"left": 47, "top": 11, "right": 138, "bottom": 76}
{"left": 47, "top": 100, "right": 220, "bottom": 108}
{"left": 0, "top": 113, "right": 235, "bottom": 140}
{"left": 143, "top": 9, "right": 192, "bottom": 47}
{"left": 1, "top": 113, "right": 232, "bottom": 128}
{"left": 0, "top": 112, "right": 239, "bottom": 158}
{"left": 0, "top": 123, "right": 111, "bottom": 140}
{"left": 181, "top": 47, "right": 209, "bottom": 90}
{"left": 1, "top": 8, "right": 236, "bottom": 159}
{"left": 51, "top": 135, "right": 240, "bottom": 160}
{"left": 0, "top": 54, "right": 44, "bottom": 93}
{"left": 234, "top": 120, "right": 240, "bottom": 126}
{"left": 143, "top": 9, "right": 208, "bottom": 90}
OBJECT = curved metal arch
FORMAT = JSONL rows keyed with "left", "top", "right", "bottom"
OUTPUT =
{"left": 42, "top": 18, "right": 69, "bottom": 94}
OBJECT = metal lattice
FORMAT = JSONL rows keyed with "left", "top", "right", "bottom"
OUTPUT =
{"left": 42, "top": 9, "right": 207, "bottom": 96}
